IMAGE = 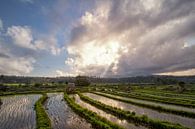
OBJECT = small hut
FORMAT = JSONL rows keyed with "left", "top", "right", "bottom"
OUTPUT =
{"left": 66, "top": 83, "right": 75, "bottom": 93}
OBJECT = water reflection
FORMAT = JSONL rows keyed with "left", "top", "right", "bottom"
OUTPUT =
{"left": 45, "top": 93, "right": 92, "bottom": 129}
{"left": 0, "top": 94, "right": 41, "bottom": 129}
{"left": 72, "top": 94, "right": 147, "bottom": 129}
{"left": 84, "top": 93, "right": 195, "bottom": 129}
{"left": 117, "top": 91, "right": 195, "bottom": 113}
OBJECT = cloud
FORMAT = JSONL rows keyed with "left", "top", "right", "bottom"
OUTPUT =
{"left": 64, "top": 0, "right": 195, "bottom": 77}
{"left": 7, "top": 26, "right": 35, "bottom": 49}
{"left": 0, "top": 44, "right": 35, "bottom": 75}
{"left": 0, "top": 18, "right": 3, "bottom": 30}
{"left": 157, "top": 68, "right": 195, "bottom": 76}
{"left": 7, "top": 25, "right": 61, "bottom": 55}
{"left": 19, "top": 0, "right": 34, "bottom": 4}
{"left": 0, "top": 24, "right": 61, "bottom": 75}
{"left": 55, "top": 69, "right": 78, "bottom": 77}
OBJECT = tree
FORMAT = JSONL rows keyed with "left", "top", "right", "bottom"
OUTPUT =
{"left": 178, "top": 81, "right": 186, "bottom": 93}
{"left": 75, "top": 76, "right": 90, "bottom": 86}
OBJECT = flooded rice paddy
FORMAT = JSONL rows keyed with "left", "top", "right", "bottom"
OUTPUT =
{"left": 71, "top": 94, "right": 147, "bottom": 129}
{"left": 0, "top": 94, "right": 41, "bottom": 129}
{"left": 84, "top": 93, "right": 195, "bottom": 129}
{"left": 99, "top": 92, "right": 195, "bottom": 113}
{"left": 45, "top": 93, "right": 92, "bottom": 129}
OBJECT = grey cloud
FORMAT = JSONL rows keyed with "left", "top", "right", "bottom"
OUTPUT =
{"left": 66, "top": 0, "right": 195, "bottom": 77}
{"left": 0, "top": 53, "right": 10, "bottom": 58}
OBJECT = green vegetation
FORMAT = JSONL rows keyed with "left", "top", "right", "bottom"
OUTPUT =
{"left": 34, "top": 93, "right": 51, "bottom": 129}
{"left": 79, "top": 93, "right": 189, "bottom": 129}
{"left": 133, "top": 90, "right": 195, "bottom": 100}
{"left": 101, "top": 90, "right": 195, "bottom": 108}
{"left": 64, "top": 93, "right": 124, "bottom": 129}
{"left": 75, "top": 76, "right": 90, "bottom": 86}
{"left": 92, "top": 92, "right": 195, "bottom": 118}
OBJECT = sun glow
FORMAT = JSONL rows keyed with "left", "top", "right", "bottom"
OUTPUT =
{"left": 80, "top": 41, "right": 120, "bottom": 66}
{"left": 67, "top": 40, "right": 121, "bottom": 67}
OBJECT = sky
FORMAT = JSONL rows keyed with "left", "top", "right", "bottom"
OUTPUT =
{"left": 0, "top": 0, "right": 195, "bottom": 77}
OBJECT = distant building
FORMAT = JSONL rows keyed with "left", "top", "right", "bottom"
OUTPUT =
{"left": 66, "top": 83, "right": 75, "bottom": 93}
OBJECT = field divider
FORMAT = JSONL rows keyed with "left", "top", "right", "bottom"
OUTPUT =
{"left": 34, "top": 93, "right": 52, "bottom": 129}
{"left": 64, "top": 93, "right": 124, "bottom": 129}
{"left": 79, "top": 93, "right": 189, "bottom": 129}
{"left": 108, "top": 90, "right": 195, "bottom": 108}
{"left": 93, "top": 92, "right": 195, "bottom": 119}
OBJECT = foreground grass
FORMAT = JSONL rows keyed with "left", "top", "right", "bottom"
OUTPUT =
{"left": 34, "top": 93, "right": 51, "bottom": 129}
{"left": 64, "top": 93, "right": 124, "bottom": 129}
{"left": 79, "top": 93, "right": 189, "bottom": 129}
{"left": 93, "top": 92, "right": 195, "bottom": 119}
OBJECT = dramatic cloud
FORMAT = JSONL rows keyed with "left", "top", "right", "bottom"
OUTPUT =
{"left": 64, "top": 0, "right": 195, "bottom": 77}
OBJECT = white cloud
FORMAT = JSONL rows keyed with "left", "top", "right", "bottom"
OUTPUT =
{"left": 0, "top": 44, "right": 35, "bottom": 75}
{"left": 156, "top": 68, "right": 195, "bottom": 76}
{"left": 7, "top": 25, "right": 61, "bottom": 55}
{"left": 55, "top": 69, "right": 78, "bottom": 77}
{"left": 7, "top": 26, "right": 35, "bottom": 49}
{"left": 0, "top": 57, "right": 35, "bottom": 75}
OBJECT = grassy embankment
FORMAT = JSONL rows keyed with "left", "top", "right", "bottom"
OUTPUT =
{"left": 79, "top": 93, "right": 189, "bottom": 129}
{"left": 133, "top": 90, "right": 195, "bottom": 100}
{"left": 92, "top": 92, "right": 195, "bottom": 118}
{"left": 34, "top": 93, "right": 51, "bottom": 129}
{"left": 64, "top": 93, "right": 124, "bottom": 129}
{"left": 100, "top": 90, "right": 195, "bottom": 108}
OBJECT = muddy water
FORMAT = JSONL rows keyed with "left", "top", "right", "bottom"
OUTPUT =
{"left": 0, "top": 94, "right": 41, "bottom": 129}
{"left": 45, "top": 93, "right": 92, "bottom": 129}
{"left": 71, "top": 94, "right": 147, "bottom": 129}
{"left": 101, "top": 91, "right": 195, "bottom": 113}
{"left": 84, "top": 93, "right": 195, "bottom": 129}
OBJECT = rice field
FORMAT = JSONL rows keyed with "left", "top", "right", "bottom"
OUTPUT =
{"left": 0, "top": 87, "right": 195, "bottom": 129}
{"left": 84, "top": 92, "right": 195, "bottom": 129}
{"left": 45, "top": 93, "right": 92, "bottom": 129}
{"left": 0, "top": 95, "right": 41, "bottom": 129}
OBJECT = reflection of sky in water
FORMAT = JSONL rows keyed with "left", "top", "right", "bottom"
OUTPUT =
{"left": 73, "top": 94, "right": 146, "bottom": 129}
{"left": 45, "top": 93, "right": 92, "bottom": 129}
{"left": 116, "top": 91, "right": 195, "bottom": 113}
{"left": 84, "top": 93, "right": 195, "bottom": 129}
{"left": 0, "top": 95, "right": 41, "bottom": 129}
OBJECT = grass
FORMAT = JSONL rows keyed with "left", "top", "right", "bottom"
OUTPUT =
{"left": 92, "top": 92, "right": 195, "bottom": 118}
{"left": 134, "top": 90, "right": 195, "bottom": 99}
{"left": 101, "top": 90, "right": 195, "bottom": 108}
{"left": 34, "top": 93, "right": 51, "bottom": 129}
{"left": 131, "top": 92, "right": 195, "bottom": 104}
{"left": 0, "top": 90, "right": 63, "bottom": 96}
{"left": 64, "top": 92, "right": 124, "bottom": 129}
{"left": 79, "top": 93, "right": 189, "bottom": 129}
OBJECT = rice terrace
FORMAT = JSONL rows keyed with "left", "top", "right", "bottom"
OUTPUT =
{"left": 0, "top": 0, "right": 195, "bottom": 129}
{"left": 0, "top": 76, "right": 195, "bottom": 129}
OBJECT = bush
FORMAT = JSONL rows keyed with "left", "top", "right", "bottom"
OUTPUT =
{"left": 75, "top": 76, "right": 90, "bottom": 86}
